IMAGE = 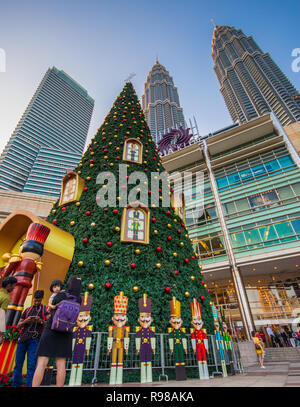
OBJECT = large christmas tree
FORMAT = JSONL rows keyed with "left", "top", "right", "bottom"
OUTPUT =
{"left": 47, "top": 82, "right": 214, "bottom": 333}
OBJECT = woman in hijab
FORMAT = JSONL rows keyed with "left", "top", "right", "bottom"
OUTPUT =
{"left": 32, "top": 276, "right": 82, "bottom": 387}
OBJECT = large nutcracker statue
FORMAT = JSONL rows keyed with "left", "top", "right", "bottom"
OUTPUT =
{"left": 0, "top": 223, "right": 50, "bottom": 326}
{"left": 136, "top": 294, "right": 156, "bottom": 383}
{"left": 107, "top": 292, "right": 130, "bottom": 385}
{"left": 211, "top": 304, "right": 227, "bottom": 377}
{"left": 168, "top": 297, "right": 187, "bottom": 381}
{"left": 69, "top": 290, "right": 93, "bottom": 386}
{"left": 190, "top": 298, "right": 210, "bottom": 380}
{"left": 222, "top": 320, "right": 235, "bottom": 375}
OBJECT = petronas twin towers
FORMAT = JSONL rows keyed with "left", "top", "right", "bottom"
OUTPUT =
{"left": 143, "top": 25, "right": 300, "bottom": 143}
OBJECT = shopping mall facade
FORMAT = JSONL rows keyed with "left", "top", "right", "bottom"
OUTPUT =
{"left": 162, "top": 114, "right": 300, "bottom": 340}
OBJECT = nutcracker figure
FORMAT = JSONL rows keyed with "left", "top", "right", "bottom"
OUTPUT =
{"left": 0, "top": 223, "right": 50, "bottom": 326}
{"left": 136, "top": 294, "right": 156, "bottom": 383}
{"left": 222, "top": 321, "right": 235, "bottom": 375}
{"left": 69, "top": 291, "right": 93, "bottom": 386}
{"left": 107, "top": 292, "right": 130, "bottom": 385}
{"left": 190, "top": 298, "right": 209, "bottom": 380}
{"left": 168, "top": 296, "right": 187, "bottom": 381}
{"left": 211, "top": 304, "right": 227, "bottom": 377}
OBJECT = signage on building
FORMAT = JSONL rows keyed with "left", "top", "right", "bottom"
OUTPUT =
{"left": 158, "top": 126, "right": 194, "bottom": 156}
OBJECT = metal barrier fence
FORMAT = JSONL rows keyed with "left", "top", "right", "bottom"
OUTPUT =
{"left": 61, "top": 332, "right": 244, "bottom": 384}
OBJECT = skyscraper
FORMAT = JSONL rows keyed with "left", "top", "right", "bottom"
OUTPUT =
{"left": 0, "top": 67, "right": 94, "bottom": 196}
{"left": 142, "top": 60, "right": 185, "bottom": 144}
{"left": 211, "top": 25, "right": 300, "bottom": 126}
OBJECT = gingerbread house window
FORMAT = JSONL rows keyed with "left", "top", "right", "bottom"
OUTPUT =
{"left": 123, "top": 139, "right": 143, "bottom": 164}
{"left": 121, "top": 203, "right": 150, "bottom": 245}
{"left": 59, "top": 172, "right": 85, "bottom": 206}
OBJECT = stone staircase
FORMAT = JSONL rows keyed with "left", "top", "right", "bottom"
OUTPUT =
{"left": 264, "top": 347, "right": 300, "bottom": 362}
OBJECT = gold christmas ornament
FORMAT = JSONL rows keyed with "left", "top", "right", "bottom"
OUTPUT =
{"left": 109, "top": 163, "right": 114, "bottom": 167}
{"left": 70, "top": 221, "right": 75, "bottom": 226}
{"left": 156, "top": 263, "right": 162, "bottom": 269}
{"left": 90, "top": 152, "right": 95, "bottom": 155}
{"left": 90, "top": 222, "right": 96, "bottom": 227}
{"left": 75, "top": 202, "right": 81, "bottom": 207}
{"left": 204, "top": 284, "right": 207, "bottom": 288}
{"left": 167, "top": 224, "right": 172, "bottom": 228}
{"left": 115, "top": 226, "right": 120, "bottom": 232}
{"left": 86, "top": 176, "right": 91, "bottom": 181}
{"left": 52, "top": 201, "right": 57, "bottom": 206}
{"left": 185, "top": 234, "right": 189, "bottom": 238}
{"left": 78, "top": 261, "right": 84, "bottom": 267}
{"left": 88, "top": 283, "right": 95, "bottom": 291}
{"left": 135, "top": 249, "right": 141, "bottom": 255}
{"left": 153, "top": 230, "right": 158, "bottom": 235}
{"left": 77, "top": 171, "right": 81, "bottom": 175}
{"left": 185, "top": 291, "right": 190, "bottom": 298}
{"left": 173, "top": 219, "right": 177, "bottom": 223}
{"left": 132, "top": 286, "right": 139, "bottom": 293}
{"left": 105, "top": 259, "right": 111, "bottom": 266}
{"left": 190, "top": 275, "right": 195, "bottom": 281}
{"left": 104, "top": 156, "right": 108, "bottom": 159}
{"left": 52, "top": 209, "right": 56, "bottom": 214}
{"left": 173, "top": 252, "right": 178, "bottom": 258}
{"left": 180, "top": 242, "right": 184, "bottom": 247}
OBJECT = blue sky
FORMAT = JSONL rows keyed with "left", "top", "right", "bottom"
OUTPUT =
{"left": 0, "top": 0, "right": 299, "bottom": 153}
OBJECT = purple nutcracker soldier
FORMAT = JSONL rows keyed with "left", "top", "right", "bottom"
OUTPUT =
{"left": 136, "top": 294, "right": 156, "bottom": 383}
{"left": 69, "top": 291, "right": 93, "bottom": 386}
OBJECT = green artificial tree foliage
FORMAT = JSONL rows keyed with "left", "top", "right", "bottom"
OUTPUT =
{"left": 47, "top": 82, "right": 215, "bottom": 334}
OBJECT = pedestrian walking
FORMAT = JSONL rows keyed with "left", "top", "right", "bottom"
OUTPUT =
{"left": 252, "top": 331, "right": 265, "bottom": 368}
{"left": 32, "top": 276, "right": 82, "bottom": 387}
{"left": 12, "top": 290, "right": 48, "bottom": 387}
{"left": 266, "top": 325, "right": 276, "bottom": 348}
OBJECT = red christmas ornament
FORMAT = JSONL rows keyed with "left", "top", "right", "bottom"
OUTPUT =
{"left": 156, "top": 247, "right": 162, "bottom": 252}
{"left": 116, "top": 156, "right": 120, "bottom": 160}
{"left": 201, "top": 281, "right": 205, "bottom": 285}
{"left": 207, "top": 289, "right": 211, "bottom": 293}
{"left": 165, "top": 286, "right": 171, "bottom": 293}
{"left": 105, "top": 282, "right": 111, "bottom": 290}
{"left": 90, "top": 159, "right": 94, "bottom": 163}
{"left": 148, "top": 190, "right": 152, "bottom": 195}
{"left": 86, "top": 211, "right": 91, "bottom": 216}
{"left": 200, "top": 296, "right": 205, "bottom": 301}
{"left": 184, "top": 258, "right": 189, "bottom": 264}
{"left": 130, "top": 262, "right": 136, "bottom": 269}
{"left": 107, "top": 241, "right": 112, "bottom": 247}
{"left": 113, "top": 209, "right": 118, "bottom": 215}
{"left": 177, "top": 229, "right": 182, "bottom": 234}
{"left": 102, "top": 137, "right": 106, "bottom": 141}
{"left": 83, "top": 187, "right": 88, "bottom": 191}
{"left": 144, "top": 169, "right": 148, "bottom": 172}
{"left": 167, "top": 211, "right": 170, "bottom": 215}
{"left": 104, "top": 208, "right": 108, "bottom": 212}
{"left": 96, "top": 197, "right": 101, "bottom": 201}
{"left": 53, "top": 219, "right": 57, "bottom": 224}
{"left": 174, "top": 270, "right": 179, "bottom": 275}
{"left": 152, "top": 218, "right": 156, "bottom": 223}
{"left": 167, "top": 236, "right": 172, "bottom": 241}
{"left": 62, "top": 207, "right": 66, "bottom": 211}
{"left": 82, "top": 238, "right": 88, "bottom": 243}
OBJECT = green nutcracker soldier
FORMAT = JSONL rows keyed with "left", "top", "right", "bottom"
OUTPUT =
{"left": 168, "top": 297, "right": 187, "bottom": 381}
{"left": 222, "top": 321, "right": 235, "bottom": 375}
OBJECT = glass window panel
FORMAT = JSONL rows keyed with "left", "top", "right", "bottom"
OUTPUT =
{"left": 262, "top": 190, "right": 279, "bottom": 205}
{"left": 291, "top": 219, "right": 300, "bottom": 235}
{"left": 206, "top": 205, "right": 217, "bottom": 219}
{"left": 235, "top": 198, "right": 250, "bottom": 212}
{"left": 230, "top": 232, "right": 246, "bottom": 248}
{"left": 259, "top": 225, "right": 278, "bottom": 242}
{"left": 252, "top": 165, "right": 266, "bottom": 176}
{"left": 278, "top": 155, "right": 294, "bottom": 168}
{"left": 216, "top": 176, "right": 229, "bottom": 189}
{"left": 249, "top": 194, "right": 264, "bottom": 209}
{"left": 277, "top": 185, "right": 294, "bottom": 200}
{"left": 223, "top": 202, "right": 236, "bottom": 215}
{"left": 265, "top": 160, "right": 280, "bottom": 172}
{"left": 275, "top": 222, "right": 294, "bottom": 238}
{"left": 227, "top": 172, "right": 241, "bottom": 185}
{"left": 239, "top": 168, "right": 253, "bottom": 180}
{"left": 291, "top": 182, "right": 300, "bottom": 196}
{"left": 211, "top": 236, "right": 226, "bottom": 255}
{"left": 245, "top": 228, "right": 262, "bottom": 244}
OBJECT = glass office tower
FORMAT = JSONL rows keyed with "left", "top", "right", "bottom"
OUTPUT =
{"left": 0, "top": 67, "right": 94, "bottom": 196}
{"left": 212, "top": 26, "right": 300, "bottom": 126}
{"left": 142, "top": 60, "right": 185, "bottom": 145}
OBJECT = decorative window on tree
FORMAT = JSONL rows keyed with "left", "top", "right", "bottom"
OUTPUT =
{"left": 121, "top": 203, "right": 150, "bottom": 245}
{"left": 123, "top": 139, "right": 143, "bottom": 164}
{"left": 59, "top": 171, "right": 85, "bottom": 206}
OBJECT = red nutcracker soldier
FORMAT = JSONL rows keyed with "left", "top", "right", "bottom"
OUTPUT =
{"left": 190, "top": 298, "right": 210, "bottom": 380}
{"left": 136, "top": 294, "right": 156, "bottom": 383}
{"left": 69, "top": 291, "right": 93, "bottom": 386}
{"left": 0, "top": 223, "right": 50, "bottom": 326}
{"left": 107, "top": 292, "right": 130, "bottom": 385}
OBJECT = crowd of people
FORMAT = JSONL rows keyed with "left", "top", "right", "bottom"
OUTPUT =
{"left": 0, "top": 275, "right": 82, "bottom": 387}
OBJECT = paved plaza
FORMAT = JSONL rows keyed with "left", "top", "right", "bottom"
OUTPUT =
{"left": 88, "top": 362, "right": 300, "bottom": 388}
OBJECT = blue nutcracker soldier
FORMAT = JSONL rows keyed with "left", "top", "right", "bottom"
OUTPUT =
{"left": 211, "top": 304, "right": 227, "bottom": 377}
{"left": 69, "top": 291, "right": 93, "bottom": 386}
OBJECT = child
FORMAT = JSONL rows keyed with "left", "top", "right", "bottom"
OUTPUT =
{"left": 48, "top": 280, "right": 63, "bottom": 311}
